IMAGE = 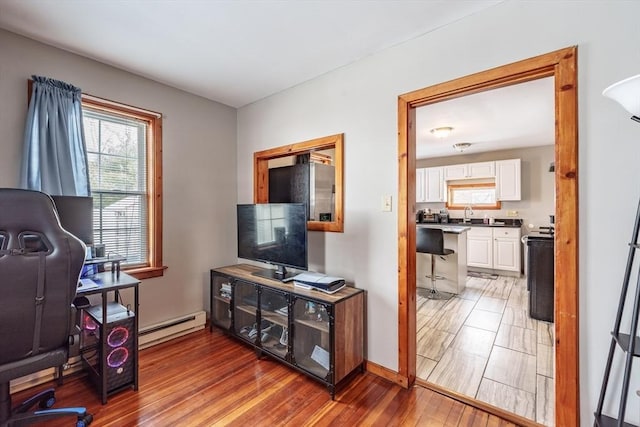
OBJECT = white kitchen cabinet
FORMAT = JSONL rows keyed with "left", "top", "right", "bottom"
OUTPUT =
{"left": 444, "top": 162, "right": 495, "bottom": 180}
{"left": 416, "top": 168, "right": 426, "bottom": 202}
{"left": 492, "top": 228, "right": 521, "bottom": 272}
{"left": 424, "top": 167, "right": 444, "bottom": 202}
{"left": 467, "top": 161, "right": 495, "bottom": 178}
{"left": 495, "top": 159, "right": 521, "bottom": 201}
{"left": 417, "top": 167, "right": 444, "bottom": 203}
{"left": 467, "top": 226, "right": 521, "bottom": 272}
{"left": 467, "top": 227, "right": 493, "bottom": 269}
{"left": 444, "top": 164, "right": 468, "bottom": 180}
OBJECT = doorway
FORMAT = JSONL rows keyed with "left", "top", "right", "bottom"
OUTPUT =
{"left": 397, "top": 47, "right": 578, "bottom": 426}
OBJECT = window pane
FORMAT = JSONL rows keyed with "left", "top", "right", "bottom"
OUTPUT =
{"left": 92, "top": 192, "right": 147, "bottom": 264}
{"left": 83, "top": 109, "right": 148, "bottom": 266}
{"left": 448, "top": 185, "right": 498, "bottom": 208}
{"left": 84, "top": 117, "right": 99, "bottom": 152}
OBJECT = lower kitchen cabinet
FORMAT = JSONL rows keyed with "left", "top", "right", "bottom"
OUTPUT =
{"left": 467, "top": 227, "right": 493, "bottom": 269}
{"left": 493, "top": 228, "right": 521, "bottom": 272}
{"left": 209, "top": 264, "right": 364, "bottom": 398}
{"left": 467, "top": 227, "right": 521, "bottom": 273}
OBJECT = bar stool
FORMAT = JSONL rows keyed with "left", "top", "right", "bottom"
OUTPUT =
{"left": 417, "top": 227, "right": 454, "bottom": 300}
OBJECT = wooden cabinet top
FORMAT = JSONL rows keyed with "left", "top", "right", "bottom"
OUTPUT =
{"left": 212, "top": 264, "right": 363, "bottom": 304}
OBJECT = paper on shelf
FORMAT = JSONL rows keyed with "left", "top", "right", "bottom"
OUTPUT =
{"left": 78, "top": 278, "right": 99, "bottom": 290}
{"left": 311, "top": 345, "right": 330, "bottom": 371}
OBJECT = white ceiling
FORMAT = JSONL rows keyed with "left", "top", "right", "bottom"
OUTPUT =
{"left": 416, "top": 77, "right": 555, "bottom": 159}
{"left": 0, "top": 0, "right": 552, "bottom": 156}
{"left": 0, "top": 0, "right": 501, "bottom": 108}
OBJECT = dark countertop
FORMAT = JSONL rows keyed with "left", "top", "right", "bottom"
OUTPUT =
{"left": 418, "top": 218, "right": 523, "bottom": 228}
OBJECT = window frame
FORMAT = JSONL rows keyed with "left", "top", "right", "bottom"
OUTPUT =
{"left": 445, "top": 182, "right": 501, "bottom": 210}
{"left": 82, "top": 95, "right": 165, "bottom": 280}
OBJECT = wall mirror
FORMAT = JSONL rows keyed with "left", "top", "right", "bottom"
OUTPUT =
{"left": 254, "top": 133, "right": 344, "bottom": 232}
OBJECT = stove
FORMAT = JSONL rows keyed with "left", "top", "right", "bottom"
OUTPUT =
{"left": 526, "top": 225, "right": 554, "bottom": 240}
{"left": 524, "top": 228, "right": 554, "bottom": 323}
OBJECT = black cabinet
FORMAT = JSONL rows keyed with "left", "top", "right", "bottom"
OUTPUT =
{"left": 210, "top": 264, "right": 364, "bottom": 398}
{"left": 527, "top": 236, "right": 554, "bottom": 322}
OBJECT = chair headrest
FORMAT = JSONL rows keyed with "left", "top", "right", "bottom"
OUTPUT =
{"left": 0, "top": 188, "right": 79, "bottom": 253}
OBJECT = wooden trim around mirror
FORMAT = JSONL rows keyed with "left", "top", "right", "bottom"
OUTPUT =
{"left": 254, "top": 133, "right": 344, "bottom": 232}
{"left": 397, "top": 46, "right": 579, "bottom": 426}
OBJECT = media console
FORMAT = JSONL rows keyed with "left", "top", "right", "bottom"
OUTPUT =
{"left": 210, "top": 264, "right": 364, "bottom": 398}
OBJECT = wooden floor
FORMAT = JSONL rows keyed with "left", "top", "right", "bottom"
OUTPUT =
{"left": 11, "top": 329, "right": 518, "bottom": 426}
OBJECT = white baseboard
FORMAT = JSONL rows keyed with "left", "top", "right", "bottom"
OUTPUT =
{"left": 139, "top": 311, "right": 206, "bottom": 349}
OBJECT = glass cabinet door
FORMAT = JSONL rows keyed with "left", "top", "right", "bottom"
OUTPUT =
{"left": 210, "top": 273, "right": 232, "bottom": 330}
{"left": 292, "top": 297, "right": 331, "bottom": 380}
{"left": 258, "top": 287, "right": 289, "bottom": 360}
{"left": 233, "top": 280, "right": 258, "bottom": 344}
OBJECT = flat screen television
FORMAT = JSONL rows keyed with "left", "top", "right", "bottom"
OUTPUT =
{"left": 237, "top": 203, "right": 308, "bottom": 281}
{"left": 50, "top": 195, "right": 94, "bottom": 245}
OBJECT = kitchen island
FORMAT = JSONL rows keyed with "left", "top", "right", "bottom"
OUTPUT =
{"left": 417, "top": 223, "right": 470, "bottom": 295}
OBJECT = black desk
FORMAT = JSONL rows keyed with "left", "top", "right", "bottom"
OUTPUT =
{"left": 77, "top": 271, "right": 140, "bottom": 404}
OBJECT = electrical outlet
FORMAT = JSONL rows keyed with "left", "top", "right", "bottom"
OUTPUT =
{"left": 506, "top": 210, "right": 519, "bottom": 217}
{"left": 382, "top": 195, "right": 392, "bottom": 212}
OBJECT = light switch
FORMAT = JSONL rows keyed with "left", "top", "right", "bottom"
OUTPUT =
{"left": 382, "top": 195, "right": 392, "bottom": 212}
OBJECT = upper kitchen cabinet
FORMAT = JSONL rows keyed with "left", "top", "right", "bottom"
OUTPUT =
{"left": 416, "top": 168, "right": 426, "bottom": 202}
{"left": 444, "top": 161, "right": 495, "bottom": 180}
{"left": 417, "top": 166, "right": 444, "bottom": 203}
{"left": 495, "top": 159, "right": 521, "bottom": 201}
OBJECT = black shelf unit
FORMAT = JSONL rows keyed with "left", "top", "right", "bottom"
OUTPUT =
{"left": 594, "top": 197, "right": 640, "bottom": 427}
{"left": 77, "top": 271, "right": 140, "bottom": 404}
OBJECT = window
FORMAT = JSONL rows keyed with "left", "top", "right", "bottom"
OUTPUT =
{"left": 82, "top": 97, "right": 164, "bottom": 279}
{"left": 446, "top": 183, "right": 501, "bottom": 210}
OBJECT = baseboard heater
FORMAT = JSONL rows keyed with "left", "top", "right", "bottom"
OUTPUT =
{"left": 11, "top": 310, "right": 206, "bottom": 393}
{"left": 138, "top": 310, "right": 206, "bottom": 349}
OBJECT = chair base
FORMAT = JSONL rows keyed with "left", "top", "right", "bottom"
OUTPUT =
{"left": 1, "top": 385, "right": 92, "bottom": 427}
{"left": 424, "top": 287, "right": 454, "bottom": 301}
{"left": 424, "top": 253, "right": 454, "bottom": 301}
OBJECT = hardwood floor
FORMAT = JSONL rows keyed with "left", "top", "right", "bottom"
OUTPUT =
{"left": 11, "top": 329, "right": 518, "bottom": 426}
{"left": 416, "top": 274, "right": 555, "bottom": 426}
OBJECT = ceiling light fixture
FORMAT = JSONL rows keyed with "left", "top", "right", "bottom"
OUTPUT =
{"left": 430, "top": 126, "right": 454, "bottom": 138}
{"left": 452, "top": 142, "right": 472, "bottom": 152}
{"left": 603, "top": 74, "right": 640, "bottom": 122}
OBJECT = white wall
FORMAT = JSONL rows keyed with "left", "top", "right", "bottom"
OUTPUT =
{"left": 237, "top": 1, "right": 640, "bottom": 424}
{"left": 0, "top": 30, "right": 239, "bottom": 328}
{"left": 418, "top": 145, "right": 555, "bottom": 230}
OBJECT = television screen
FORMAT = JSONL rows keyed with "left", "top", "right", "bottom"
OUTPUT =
{"left": 51, "top": 195, "right": 94, "bottom": 245}
{"left": 237, "top": 203, "right": 308, "bottom": 281}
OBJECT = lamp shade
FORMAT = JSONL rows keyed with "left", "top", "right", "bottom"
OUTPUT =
{"left": 602, "top": 74, "right": 640, "bottom": 118}
{"left": 430, "top": 126, "right": 453, "bottom": 138}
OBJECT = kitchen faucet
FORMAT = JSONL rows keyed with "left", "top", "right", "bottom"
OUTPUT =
{"left": 464, "top": 205, "right": 474, "bottom": 222}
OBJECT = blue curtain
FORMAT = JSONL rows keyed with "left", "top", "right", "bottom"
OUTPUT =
{"left": 20, "top": 76, "right": 90, "bottom": 196}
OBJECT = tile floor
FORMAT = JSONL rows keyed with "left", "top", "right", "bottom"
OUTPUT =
{"left": 416, "top": 274, "right": 555, "bottom": 426}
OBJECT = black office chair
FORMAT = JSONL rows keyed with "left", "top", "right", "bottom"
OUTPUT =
{"left": 416, "top": 227, "right": 454, "bottom": 300}
{"left": 0, "top": 188, "right": 93, "bottom": 426}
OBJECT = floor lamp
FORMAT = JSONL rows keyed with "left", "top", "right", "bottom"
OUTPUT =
{"left": 595, "top": 74, "right": 640, "bottom": 427}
